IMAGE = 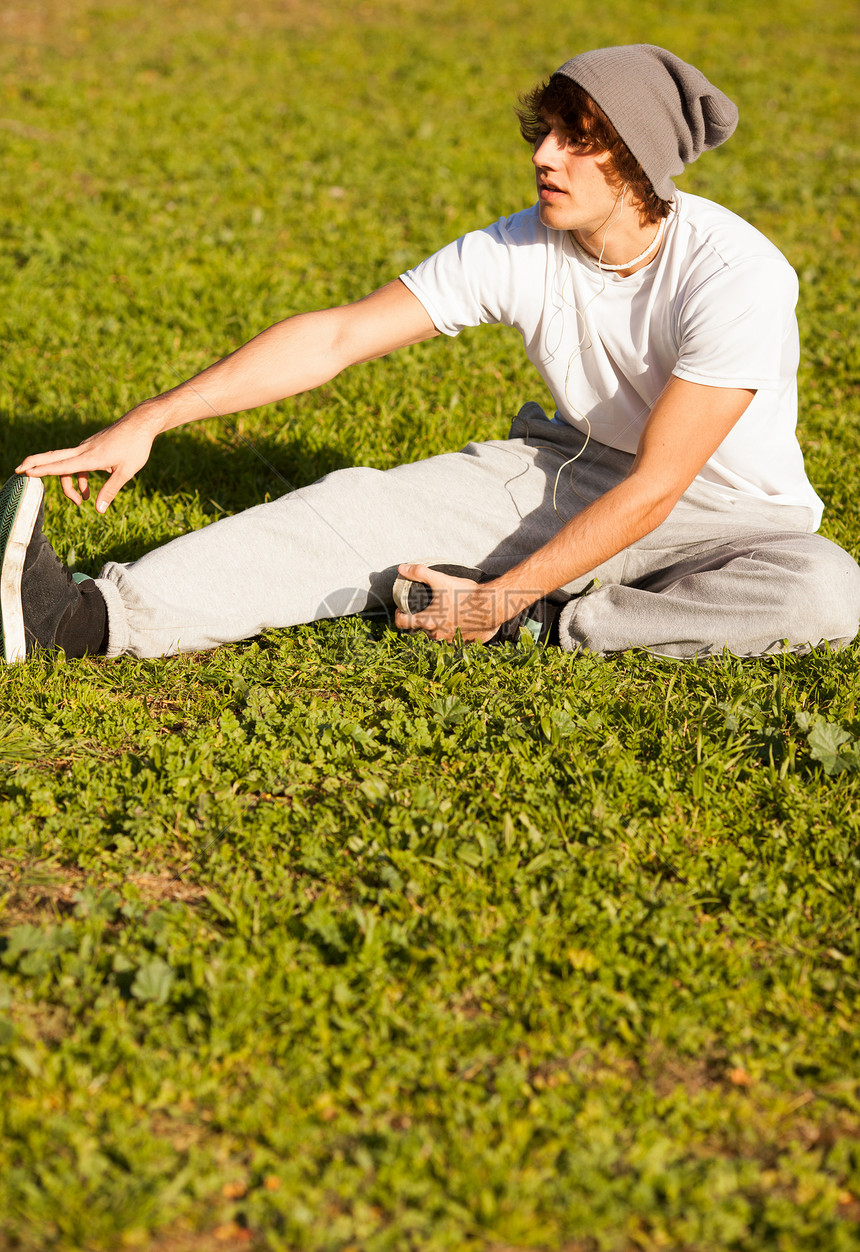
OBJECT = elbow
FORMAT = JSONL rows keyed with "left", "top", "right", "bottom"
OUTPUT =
{"left": 313, "top": 308, "right": 358, "bottom": 374}
{"left": 623, "top": 477, "right": 683, "bottom": 537}
{"left": 645, "top": 491, "right": 680, "bottom": 530}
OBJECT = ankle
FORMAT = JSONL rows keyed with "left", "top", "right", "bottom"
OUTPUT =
{"left": 55, "top": 581, "right": 108, "bottom": 658}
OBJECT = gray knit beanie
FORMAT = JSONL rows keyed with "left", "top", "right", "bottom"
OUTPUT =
{"left": 554, "top": 44, "right": 738, "bottom": 200}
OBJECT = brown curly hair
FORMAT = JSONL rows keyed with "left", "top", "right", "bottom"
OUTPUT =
{"left": 517, "top": 75, "right": 673, "bottom": 225}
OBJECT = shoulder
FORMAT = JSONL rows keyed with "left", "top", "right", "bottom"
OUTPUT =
{"left": 399, "top": 204, "right": 555, "bottom": 335}
{"left": 671, "top": 192, "right": 796, "bottom": 279}
{"left": 667, "top": 192, "right": 798, "bottom": 304}
{"left": 410, "top": 204, "right": 557, "bottom": 280}
{"left": 459, "top": 203, "right": 554, "bottom": 253}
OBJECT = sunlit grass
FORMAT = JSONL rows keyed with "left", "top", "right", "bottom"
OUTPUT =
{"left": 1, "top": 1, "right": 859, "bottom": 1249}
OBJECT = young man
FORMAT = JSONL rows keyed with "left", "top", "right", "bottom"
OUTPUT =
{"left": 3, "top": 44, "right": 859, "bottom": 664}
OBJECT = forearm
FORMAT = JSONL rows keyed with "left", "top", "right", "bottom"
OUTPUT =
{"left": 132, "top": 278, "right": 437, "bottom": 437}
{"left": 16, "top": 307, "right": 355, "bottom": 492}
{"left": 138, "top": 307, "right": 360, "bottom": 436}
{"left": 492, "top": 381, "right": 755, "bottom": 615}
{"left": 490, "top": 475, "right": 675, "bottom": 616}
{"left": 397, "top": 475, "right": 677, "bottom": 643}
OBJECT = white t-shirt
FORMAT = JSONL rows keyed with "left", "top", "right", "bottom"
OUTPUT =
{"left": 401, "top": 191, "right": 823, "bottom": 526}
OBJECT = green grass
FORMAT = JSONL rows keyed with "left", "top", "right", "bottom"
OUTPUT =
{"left": 1, "top": 1, "right": 859, "bottom": 1249}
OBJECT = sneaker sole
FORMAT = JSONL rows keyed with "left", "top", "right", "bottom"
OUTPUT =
{"left": 0, "top": 475, "right": 44, "bottom": 664}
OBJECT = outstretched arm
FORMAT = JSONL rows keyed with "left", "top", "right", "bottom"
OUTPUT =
{"left": 396, "top": 377, "right": 756, "bottom": 641}
{"left": 17, "top": 279, "right": 438, "bottom": 512}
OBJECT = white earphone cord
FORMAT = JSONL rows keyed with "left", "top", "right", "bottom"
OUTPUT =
{"left": 548, "top": 185, "right": 628, "bottom": 518}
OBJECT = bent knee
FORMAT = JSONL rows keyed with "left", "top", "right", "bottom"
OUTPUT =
{"left": 780, "top": 533, "right": 860, "bottom": 646}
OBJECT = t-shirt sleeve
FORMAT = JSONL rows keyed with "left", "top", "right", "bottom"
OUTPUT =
{"left": 672, "top": 256, "right": 799, "bottom": 390}
{"left": 399, "top": 214, "right": 536, "bottom": 337}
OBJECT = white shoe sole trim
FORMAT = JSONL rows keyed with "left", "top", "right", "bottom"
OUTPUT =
{"left": 1, "top": 477, "right": 44, "bottom": 664}
{"left": 392, "top": 574, "right": 414, "bottom": 614}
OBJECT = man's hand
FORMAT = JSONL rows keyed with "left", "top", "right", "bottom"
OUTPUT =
{"left": 16, "top": 407, "right": 161, "bottom": 512}
{"left": 394, "top": 563, "right": 540, "bottom": 642}
{"left": 394, "top": 564, "right": 499, "bottom": 641}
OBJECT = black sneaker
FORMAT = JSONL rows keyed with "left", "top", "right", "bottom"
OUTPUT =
{"left": 487, "top": 595, "right": 561, "bottom": 646}
{"left": 0, "top": 474, "right": 108, "bottom": 663}
{"left": 392, "top": 562, "right": 561, "bottom": 646}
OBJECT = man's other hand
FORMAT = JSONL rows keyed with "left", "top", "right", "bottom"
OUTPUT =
{"left": 16, "top": 408, "right": 161, "bottom": 512}
{"left": 394, "top": 563, "right": 506, "bottom": 643}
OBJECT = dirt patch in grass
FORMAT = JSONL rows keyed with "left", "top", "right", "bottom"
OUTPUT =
{"left": 129, "top": 1225, "right": 264, "bottom": 1252}
{"left": 0, "top": 859, "right": 84, "bottom": 923}
{"left": 122, "top": 871, "right": 210, "bottom": 905}
{"left": 487, "top": 1243, "right": 595, "bottom": 1252}
{"left": 645, "top": 1042, "right": 724, "bottom": 1097}
{"left": 0, "top": 857, "right": 208, "bottom": 926}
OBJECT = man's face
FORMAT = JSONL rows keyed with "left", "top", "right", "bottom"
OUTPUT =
{"left": 532, "top": 115, "right": 620, "bottom": 236}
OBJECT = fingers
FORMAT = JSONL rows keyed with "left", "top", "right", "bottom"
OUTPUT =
{"left": 396, "top": 561, "right": 434, "bottom": 587}
{"left": 59, "top": 473, "right": 84, "bottom": 507}
{"left": 94, "top": 468, "right": 131, "bottom": 514}
{"left": 21, "top": 451, "right": 138, "bottom": 513}
{"left": 395, "top": 565, "right": 436, "bottom": 631}
{"left": 394, "top": 599, "right": 435, "bottom": 633}
{"left": 16, "top": 452, "right": 95, "bottom": 480}
{"left": 395, "top": 612, "right": 448, "bottom": 641}
{"left": 18, "top": 456, "right": 124, "bottom": 512}
{"left": 16, "top": 448, "right": 88, "bottom": 475}
{"left": 57, "top": 472, "right": 92, "bottom": 507}
{"left": 21, "top": 453, "right": 100, "bottom": 510}
{"left": 15, "top": 421, "right": 154, "bottom": 512}
{"left": 396, "top": 563, "right": 478, "bottom": 593}
{"left": 395, "top": 564, "right": 453, "bottom": 630}
{"left": 394, "top": 578, "right": 474, "bottom": 636}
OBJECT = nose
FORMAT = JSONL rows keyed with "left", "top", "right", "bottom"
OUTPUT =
{"left": 532, "top": 130, "right": 561, "bottom": 170}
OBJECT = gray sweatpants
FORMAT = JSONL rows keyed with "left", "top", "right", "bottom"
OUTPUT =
{"left": 95, "top": 404, "right": 860, "bottom": 660}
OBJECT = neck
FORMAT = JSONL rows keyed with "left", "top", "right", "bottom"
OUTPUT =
{"left": 572, "top": 212, "right": 667, "bottom": 276}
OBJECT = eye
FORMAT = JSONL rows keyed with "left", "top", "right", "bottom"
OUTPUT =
{"left": 564, "top": 136, "right": 594, "bottom": 154}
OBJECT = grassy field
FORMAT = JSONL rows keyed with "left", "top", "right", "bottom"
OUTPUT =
{"left": 1, "top": 1, "right": 859, "bottom": 1249}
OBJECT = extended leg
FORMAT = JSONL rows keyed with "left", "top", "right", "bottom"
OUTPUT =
{"left": 95, "top": 428, "right": 571, "bottom": 658}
